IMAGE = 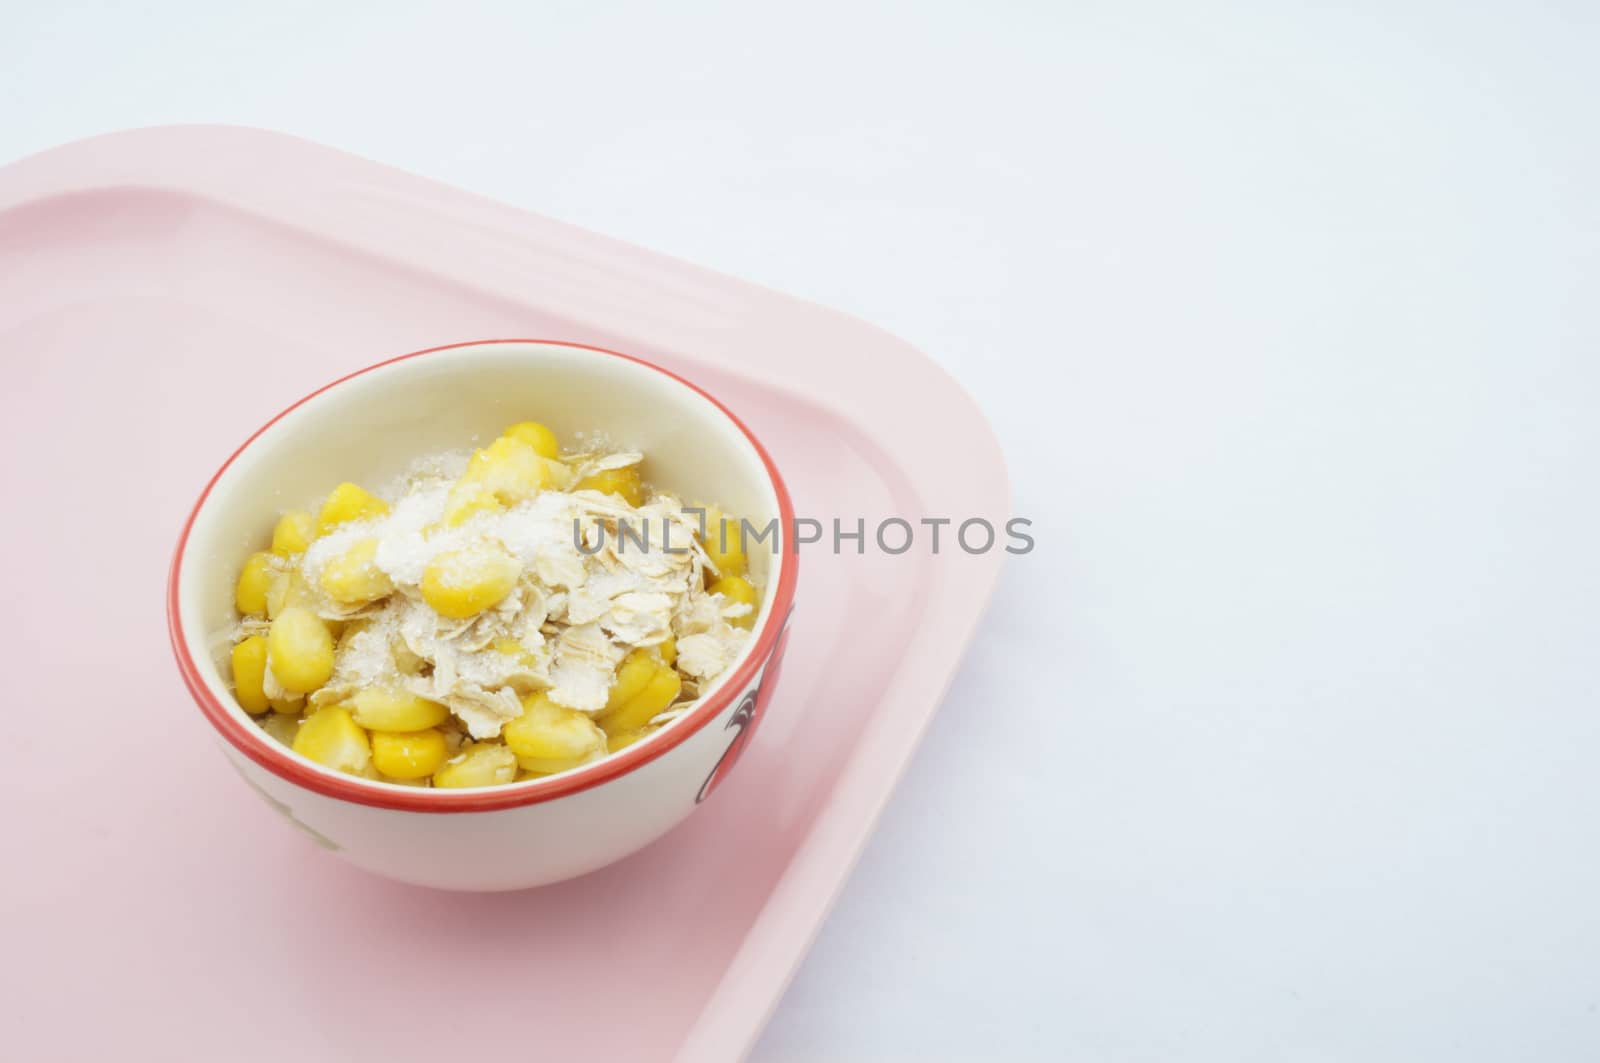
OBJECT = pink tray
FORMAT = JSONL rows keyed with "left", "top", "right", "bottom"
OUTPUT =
{"left": 0, "top": 127, "right": 1007, "bottom": 1062}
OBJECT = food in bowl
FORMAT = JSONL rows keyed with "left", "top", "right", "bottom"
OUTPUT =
{"left": 227, "top": 419, "right": 761, "bottom": 789}
{"left": 172, "top": 340, "right": 796, "bottom": 888}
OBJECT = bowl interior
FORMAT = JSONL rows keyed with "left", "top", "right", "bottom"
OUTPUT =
{"left": 177, "top": 341, "right": 784, "bottom": 786}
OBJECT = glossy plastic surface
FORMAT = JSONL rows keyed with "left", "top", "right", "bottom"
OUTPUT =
{"left": 0, "top": 127, "right": 1007, "bottom": 1062}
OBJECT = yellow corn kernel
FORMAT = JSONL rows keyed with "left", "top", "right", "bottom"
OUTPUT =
{"left": 433, "top": 742, "right": 518, "bottom": 788}
{"left": 575, "top": 465, "right": 646, "bottom": 506}
{"left": 502, "top": 421, "right": 560, "bottom": 459}
{"left": 292, "top": 706, "right": 371, "bottom": 775}
{"left": 267, "top": 606, "right": 335, "bottom": 694}
{"left": 235, "top": 551, "right": 273, "bottom": 616}
{"left": 260, "top": 712, "right": 300, "bottom": 747}
{"left": 607, "top": 727, "right": 652, "bottom": 752}
{"left": 349, "top": 686, "right": 449, "bottom": 732}
{"left": 710, "top": 575, "right": 760, "bottom": 630}
{"left": 318, "top": 537, "right": 394, "bottom": 604}
{"left": 439, "top": 481, "right": 502, "bottom": 528}
{"left": 600, "top": 665, "right": 681, "bottom": 737}
{"left": 370, "top": 729, "right": 449, "bottom": 780}
{"left": 503, "top": 693, "right": 605, "bottom": 774}
{"left": 270, "top": 510, "right": 316, "bottom": 557}
{"left": 656, "top": 634, "right": 677, "bottom": 667}
{"left": 701, "top": 509, "right": 748, "bottom": 579}
{"left": 420, "top": 540, "right": 521, "bottom": 619}
{"left": 231, "top": 636, "right": 270, "bottom": 714}
{"left": 316, "top": 482, "right": 390, "bottom": 535}
{"left": 269, "top": 695, "right": 302, "bottom": 715}
{"left": 461, "top": 436, "right": 567, "bottom": 505}
{"left": 516, "top": 768, "right": 550, "bottom": 782}
{"left": 265, "top": 570, "right": 290, "bottom": 618}
{"left": 606, "top": 648, "right": 659, "bottom": 712}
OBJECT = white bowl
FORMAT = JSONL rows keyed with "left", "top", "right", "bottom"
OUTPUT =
{"left": 168, "top": 339, "right": 798, "bottom": 890}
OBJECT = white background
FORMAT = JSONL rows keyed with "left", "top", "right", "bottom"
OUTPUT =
{"left": 6, "top": 2, "right": 1598, "bottom": 1059}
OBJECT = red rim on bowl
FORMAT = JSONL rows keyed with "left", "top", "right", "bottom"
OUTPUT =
{"left": 167, "top": 339, "right": 800, "bottom": 814}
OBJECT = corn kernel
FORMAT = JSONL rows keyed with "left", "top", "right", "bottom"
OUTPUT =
{"left": 235, "top": 551, "right": 273, "bottom": 616}
{"left": 292, "top": 706, "right": 371, "bottom": 774}
{"left": 267, "top": 606, "right": 335, "bottom": 694}
{"left": 349, "top": 686, "right": 449, "bottom": 731}
{"left": 316, "top": 482, "right": 389, "bottom": 535}
{"left": 370, "top": 729, "right": 449, "bottom": 780}
{"left": 710, "top": 575, "right": 759, "bottom": 630}
{"left": 502, "top": 421, "right": 560, "bottom": 459}
{"left": 420, "top": 540, "right": 521, "bottom": 619}
{"left": 656, "top": 635, "right": 677, "bottom": 667}
{"left": 439, "top": 481, "right": 502, "bottom": 528}
{"left": 461, "top": 437, "right": 567, "bottom": 505}
{"left": 599, "top": 664, "right": 681, "bottom": 737}
{"left": 270, "top": 510, "right": 316, "bottom": 556}
{"left": 231, "top": 636, "right": 270, "bottom": 714}
{"left": 318, "top": 537, "right": 394, "bottom": 604}
{"left": 607, "top": 728, "right": 651, "bottom": 752}
{"left": 260, "top": 712, "right": 299, "bottom": 747}
{"left": 701, "top": 509, "right": 748, "bottom": 579}
{"left": 503, "top": 692, "right": 606, "bottom": 773}
{"left": 269, "top": 695, "right": 302, "bottom": 715}
{"left": 433, "top": 742, "right": 518, "bottom": 788}
{"left": 265, "top": 570, "right": 289, "bottom": 618}
{"left": 576, "top": 465, "right": 646, "bottom": 506}
{"left": 606, "top": 648, "right": 659, "bottom": 712}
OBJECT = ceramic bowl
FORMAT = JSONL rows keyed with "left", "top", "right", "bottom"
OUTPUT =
{"left": 168, "top": 340, "right": 797, "bottom": 890}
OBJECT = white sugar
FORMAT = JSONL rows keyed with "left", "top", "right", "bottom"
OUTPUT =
{"left": 373, "top": 481, "right": 453, "bottom": 584}
{"left": 301, "top": 518, "right": 382, "bottom": 583}
{"left": 494, "top": 492, "right": 580, "bottom": 566}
